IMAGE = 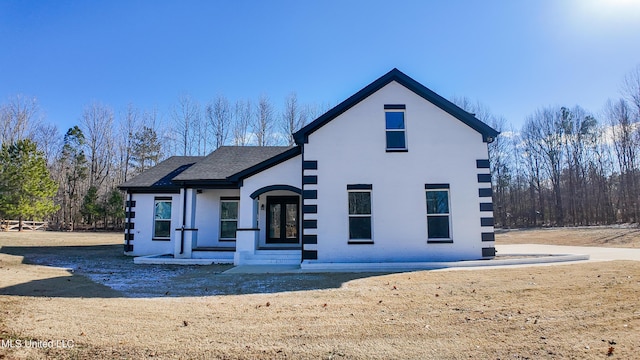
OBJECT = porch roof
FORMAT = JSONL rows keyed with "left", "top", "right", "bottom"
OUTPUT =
{"left": 119, "top": 146, "right": 300, "bottom": 191}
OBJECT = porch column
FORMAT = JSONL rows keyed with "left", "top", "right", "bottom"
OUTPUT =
{"left": 174, "top": 188, "right": 197, "bottom": 259}
{"left": 234, "top": 196, "right": 259, "bottom": 265}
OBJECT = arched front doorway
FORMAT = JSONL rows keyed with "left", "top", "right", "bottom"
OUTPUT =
{"left": 250, "top": 185, "right": 302, "bottom": 249}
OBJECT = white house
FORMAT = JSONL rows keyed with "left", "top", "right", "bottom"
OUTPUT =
{"left": 119, "top": 68, "right": 499, "bottom": 267}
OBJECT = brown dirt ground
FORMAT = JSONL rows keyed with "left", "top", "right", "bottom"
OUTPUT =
{"left": 0, "top": 229, "right": 639, "bottom": 359}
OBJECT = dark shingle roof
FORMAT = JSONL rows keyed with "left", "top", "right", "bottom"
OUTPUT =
{"left": 119, "top": 147, "right": 298, "bottom": 191}
{"left": 172, "top": 146, "right": 293, "bottom": 181}
{"left": 119, "top": 156, "right": 203, "bottom": 190}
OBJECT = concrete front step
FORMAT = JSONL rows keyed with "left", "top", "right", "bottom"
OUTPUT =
{"left": 191, "top": 251, "right": 235, "bottom": 261}
{"left": 238, "top": 250, "right": 302, "bottom": 265}
{"left": 134, "top": 254, "right": 229, "bottom": 265}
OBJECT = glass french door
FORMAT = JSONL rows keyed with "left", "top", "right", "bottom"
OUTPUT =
{"left": 266, "top": 196, "right": 299, "bottom": 244}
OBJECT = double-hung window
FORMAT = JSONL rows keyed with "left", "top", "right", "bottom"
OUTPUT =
{"left": 425, "top": 185, "right": 451, "bottom": 241}
{"left": 385, "top": 105, "right": 407, "bottom": 151}
{"left": 220, "top": 198, "right": 239, "bottom": 241}
{"left": 348, "top": 185, "right": 373, "bottom": 242}
{"left": 153, "top": 198, "right": 172, "bottom": 239}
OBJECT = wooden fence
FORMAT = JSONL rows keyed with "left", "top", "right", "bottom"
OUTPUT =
{"left": 0, "top": 220, "right": 48, "bottom": 232}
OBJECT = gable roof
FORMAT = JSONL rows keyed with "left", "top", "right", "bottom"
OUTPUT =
{"left": 172, "top": 146, "right": 298, "bottom": 186}
{"left": 119, "top": 156, "right": 203, "bottom": 191}
{"left": 293, "top": 68, "right": 500, "bottom": 144}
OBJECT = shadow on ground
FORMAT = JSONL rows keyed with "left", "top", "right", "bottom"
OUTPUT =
{"left": 0, "top": 273, "right": 123, "bottom": 298}
{"left": 0, "top": 244, "right": 389, "bottom": 298}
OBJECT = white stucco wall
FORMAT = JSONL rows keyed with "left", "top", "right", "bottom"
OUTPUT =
{"left": 193, "top": 189, "right": 240, "bottom": 247}
{"left": 125, "top": 192, "right": 180, "bottom": 256}
{"left": 304, "top": 81, "right": 491, "bottom": 262}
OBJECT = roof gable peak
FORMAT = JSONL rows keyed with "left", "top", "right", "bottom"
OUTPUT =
{"left": 293, "top": 68, "right": 499, "bottom": 144}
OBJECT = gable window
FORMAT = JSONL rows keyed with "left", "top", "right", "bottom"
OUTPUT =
{"left": 153, "top": 198, "right": 172, "bottom": 239}
{"left": 348, "top": 185, "right": 373, "bottom": 242}
{"left": 385, "top": 105, "right": 407, "bottom": 151}
{"left": 426, "top": 185, "right": 451, "bottom": 241}
{"left": 220, "top": 199, "right": 239, "bottom": 241}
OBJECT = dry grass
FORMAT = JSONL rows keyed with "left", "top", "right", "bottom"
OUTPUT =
{"left": 497, "top": 225, "right": 640, "bottom": 248}
{"left": 0, "top": 229, "right": 639, "bottom": 359}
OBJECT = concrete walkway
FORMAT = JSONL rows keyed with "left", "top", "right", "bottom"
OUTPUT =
{"left": 222, "top": 244, "right": 640, "bottom": 274}
{"left": 225, "top": 244, "right": 640, "bottom": 274}
{"left": 497, "top": 244, "right": 640, "bottom": 262}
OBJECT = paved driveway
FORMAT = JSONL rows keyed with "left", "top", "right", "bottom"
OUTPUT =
{"left": 497, "top": 244, "right": 640, "bottom": 262}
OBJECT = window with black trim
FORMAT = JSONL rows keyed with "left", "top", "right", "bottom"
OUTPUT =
{"left": 426, "top": 187, "right": 451, "bottom": 240}
{"left": 348, "top": 190, "right": 372, "bottom": 241}
{"left": 220, "top": 199, "right": 239, "bottom": 241}
{"left": 385, "top": 107, "right": 407, "bottom": 151}
{"left": 153, "top": 199, "right": 172, "bottom": 239}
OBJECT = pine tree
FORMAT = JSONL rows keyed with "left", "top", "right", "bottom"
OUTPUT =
{"left": 131, "top": 126, "right": 161, "bottom": 173}
{"left": 60, "top": 126, "right": 88, "bottom": 230}
{"left": 103, "top": 188, "right": 125, "bottom": 230}
{"left": 0, "top": 139, "right": 59, "bottom": 230}
{"left": 80, "top": 186, "right": 103, "bottom": 229}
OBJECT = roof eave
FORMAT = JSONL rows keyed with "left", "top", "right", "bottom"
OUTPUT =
{"left": 171, "top": 179, "right": 239, "bottom": 189}
{"left": 118, "top": 185, "right": 182, "bottom": 194}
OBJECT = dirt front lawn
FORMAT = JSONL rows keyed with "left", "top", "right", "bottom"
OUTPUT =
{"left": 1, "top": 230, "right": 639, "bottom": 359}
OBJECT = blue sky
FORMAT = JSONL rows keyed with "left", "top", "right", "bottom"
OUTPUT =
{"left": 1, "top": 0, "right": 640, "bottom": 133}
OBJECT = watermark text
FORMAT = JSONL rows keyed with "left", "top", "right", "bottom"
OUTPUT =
{"left": 1, "top": 339, "right": 74, "bottom": 349}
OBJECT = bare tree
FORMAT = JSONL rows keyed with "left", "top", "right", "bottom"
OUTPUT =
{"left": 280, "top": 93, "right": 309, "bottom": 145}
{"left": 253, "top": 95, "right": 275, "bottom": 146}
{"left": 506, "top": 126, "right": 531, "bottom": 226}
{"left": 589, "top": 124, "right": 616, "bottom": 223}
{"left": 304, "top": 102, "right": 332, "bottom": 122}
{"left": 521, "top": 107, "right": 566, "bottom": 225}
{"left": 559, "top": 106, "right": 598, "bottom": 224}
{"left": 232, "top": 99, "right": 252, "bottom": 146}
{"left": 453, "top": 97, "right": 513, "bottom": 226}
{"left": 0, "top": 94, "right": 40, "bottom": 145}
{"left": 116, "top": 104, "right": 140, "bottom": 183}
{"left": 192, "top": 108, "right": 208, "bottom": 156}
{"left": 81, "top": 102, "right": 115, "bottom": 190}
{"left": 206, "top": 95, "right": 231, "bottom": 149}
{"left": 486, "top": 116, "right": 511, "bottom": 226}
{"left": 606, "top": 98, "right": 639, "bottom": 222}
{"left": 171, "top": 94, "right": 200, "bottom": 155}
{"left": 622, "top": 64, "right": 640, "bottom": 115}
{"left": 32, "top": 122, "right": 62, "bottom": 167}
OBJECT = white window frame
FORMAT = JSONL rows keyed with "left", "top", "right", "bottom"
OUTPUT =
{"left": 153, "top": 199, "right": 172, "bottom": 240}
{"left": 348, "top": 189, "right": 373, "bottom": 243}
{"left": 426, "top": 187, "right": 452, "bottom": 242}
{"left": 220, "top": 199, "right": 239, "bottom": 241}
{"left": 385, "top": 109, "right": 407, "bottom": 151}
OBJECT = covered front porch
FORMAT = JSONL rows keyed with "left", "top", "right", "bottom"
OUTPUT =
{"left": 173, "top": 184, "right": 303, "bottom": 265}
{"left": 235, "top": 185, "right": 303, "bottom": 265}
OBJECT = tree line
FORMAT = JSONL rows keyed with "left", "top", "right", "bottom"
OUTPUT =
{"left": 1, "top": 65, "right": 639, "bottom": 230}
{"left": 464, "top": 65, "right": 640, "bottom": 228}
{"left": 0, "top": 93, "right": 327, "bottom": 230}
